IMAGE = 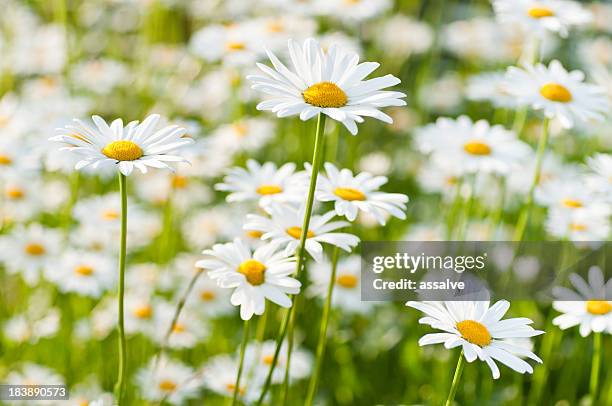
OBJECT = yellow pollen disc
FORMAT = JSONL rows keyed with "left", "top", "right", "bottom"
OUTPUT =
{"left": 540, "top": 83, "right": 572, "bottom": 103}
{"left": 172, "top": 323, "right": 186, "bottom": 333}
{"left": 78, "top": 400, "right": 90, "bottom": 406}
{"left": 24, "top": 243, "right": 45, "bottom": 256}
{"left": 233, "top": 123, "right": 248, "bottom": 136}
{"left": 158, "top": 380, "right": 177, "bottom": 392}
{"left": 561, "top": 198, "right": 583, "bottom": 209}
{"left": 528, "top": 6, "right": 555, "bottom": 18}
{"left": 102, "top": 210, "right": 119, "bottom": 220}
{"left": 337, "top": 274, "right": 358, "bottom": 289}
{"left": 286, "top": 226, "right": 315, "bottom": 240}
{"left": 464, "top": 141, "right": 492, "bottom": 156}
{"left": 246, "top": 230, "right": 263, "bottom": 239}
{"left": 238, "top": 259, "right": 267, "bottom": 286}
{"left": 74, "top": 265, "right": 94, "bottom": 276}
{"left": 570, "top": 222, "right": 587, "bottom": 231}
{"left": 133, "top": 305, "right": 153, "bottom": 319}
{"left": 262, "top": 355, "right": 275, "bottom": 365}
{"left": 256, "top": 184, "right": 283, "bottom": 195}
{"left": 200, "top": 290, "right": 216, "bottom": 301}
{"left": 171, "top": 175, "right": 188, "bottom": 189}
{"left": 0, "top": 154, "right": 12, "bottom": 165}
{"left": 102, "top": 140, "right": 143, "bottom": 161}
{"left": 334, "top": 187, "right": 366, "bottom": 201}
{"left": 226, "top": 383, "right": 245, "bottom": 395}
{"left": 6, "top": 187, "right": 24, "bottom": 200}
{"left": 456, "top": 320, "right": 492, "bottom": 347}
{"left": 303, "top": 82, "right": 348, "bottom": 108}
{"left": 226, "top": 41, "right": 246, "bottom": 51}
{"left": 586, "top": 300, "right": 612, "bottom": 315}
{"left": 267, "top": 21, "right": 284, "bottom": 33}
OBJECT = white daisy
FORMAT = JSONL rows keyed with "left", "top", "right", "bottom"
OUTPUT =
{"left": 586, "top": 153, "right": 612, "bottom": 202}
{"left": 553, "top": 266, "right": 612, "bottom": 336}
{"left": 46, "top": 250, "right": 116, "bottom": 298}
{"left": 406, "top": 300, "right": 544, "bottom": 379}
{"left": 244, "top": 203, "right": 360, "bottom": 262}
{"left": 493, "top": 0, "right": 592, "bottom": 38}
{"left": 546, "top": 204, "right": 610, "bottom": 241}
{"left": 316, "top": 162, "right": 408, "bottom": 224}
{"left": 465, "top": 71, "right": 519, "bottom": 109}
{"left": 415, "top": 116, "right": 532, "bottom": 175}
{"left": 244, "top": 339, "right": 313, "bottom": 384}
{"left": 196, "top": 239, "right": 300, "bottom": 320}
{"left": 51, "top": 114, "right": 193, "bottom": 176}
{"left": 535, "top": 177, "right": 596, "bottom": 210}
{"left": 209, "top": 117, "right": 276, "bottom": 155}
{"left": 322, "top": 0, "right": 392, "bottom": 23}
{"left": 152, "top": 303, "right": 209, "bottom": 349}
{"left": 135, "top": 356, "right": 200, "bottom": 405}
{"left": 247, "top": 37, "right": 406, "bottom": 135}
{"left": 216, "top": 160, "right": 307, "bottom": 208}
{"left": 201, "top": 354, "right": 261, "bottom": 403}
{"left": 505, "top": 60, "right": 610, "bottom": 128}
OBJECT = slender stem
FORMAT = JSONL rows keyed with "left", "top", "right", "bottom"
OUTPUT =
{"left": 114, "top": 173, "right": 128, "bottom": 405}
{"left": 513, "top": 118, "right": 549, "bottom": 242}
{"left": 445, "top": 351, "right": 465, "bottom": 406}
{"left": 305, "top": 247, "right": 340, "bottom": 406}
{"left": 161, "top": 270, "right": 203, "bottom": 349}
{"left": 255, "top": 113, "right": 327, "bottom": 405}
{"left": 231, "top": 319, "right": 250, "bottom": 406}
{"left": 590, "top": 332, "right": 602, "bottom": 403}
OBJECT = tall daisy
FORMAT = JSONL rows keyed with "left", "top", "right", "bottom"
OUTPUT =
{"left": 407, "top": 300, "right": 543, "bottom": 404}
{"left": 50, "top": 114, "right": 193, "bottom": 405}
{"left": 247, "top": 37, "right": 406, "bottom": 135}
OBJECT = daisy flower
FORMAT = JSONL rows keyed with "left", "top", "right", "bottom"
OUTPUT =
{"left": 135, "top": 356, "right": 200, "bottom": 404}
{"left": 546, "top": 204, "right": 610, "bottom": 241}
{"left": 51, "top": 114, "right": 193, "bottom": 176}
{"left": 316, "top": 162, "right": 408, "bottom": 224}
{"left": 415, "top": 116, "right": 532, "bottom": 175}
{"left": 535, "top": 177, "right": 596, "bottom": 210}
{"left": 586, "top": 153, "right": 612, "bottom": 202}
{"left": 406, "top": 300, "right": 544, "bottom": 379}
{"left": 201, "top": 354, "right": 261, "bottom": 403}
{"left": 209, "top": 117, "right": 275, "bottom": 154}
{"left": 553, "top": 266, "right": 612, "bottom": 336}
{"left": 466, "top": 71, "right": 518, "bottom": 109}
{"left": 196, "top": 239, "right": 300, "bottom": 320}
{"left": 153, "top": 304, "right": 209, "bottom": 350}
{"left": 244, "top": 203, "right": 360, "bottom": 262}
{"left": 504, "top": 60, "right": 610, "bottom": 128}
{"left": 493, "top": 0, "right": 592, "bottom": 38}
{"left": 216, "top": 160, "right": 307, "bottom": 208}
{"left": 46, "top": 251, "right": 116, "bottom": 298}
{"left": 244, "top": 339, "right": 313, "bottom": 384}
{"left": 247, "top": 37, "right": 406, "bottom": 135}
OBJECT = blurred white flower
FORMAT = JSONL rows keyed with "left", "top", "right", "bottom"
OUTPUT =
{"left": 135, "top": 356, "right": 200, "bottom": 404}
{"left": 46, "top": 251, "right": 116, "bottom": 298}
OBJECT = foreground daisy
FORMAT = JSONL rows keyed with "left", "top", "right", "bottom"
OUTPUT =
{"left": 247, "top": 37, "right": 406, "bottom": 135}
{"left": 196, "top": 239, "right": 300, "bottom": 320}
{"left": 51, "top": 114, "right": 193, "bottom": 176}
{"left": 406, "top": 300, "right": 544, "bottom": 379}
{"left": 316, "top": 163, "right": 408, "bottom": 224}
{"left": 505, "top": 60, "right": 609, "bottom": 128}
{"left": 493, "top": 0, "right": 592, "bottom": 38}
{"left": 244, "top": 203, "right": 359, "bottom": 262}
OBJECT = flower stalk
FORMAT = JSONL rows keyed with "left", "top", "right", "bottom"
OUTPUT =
{"left": 114, "top": 173, "right": 128, "bottom": 405}
{"left": 232, "top": 319, "right": 251, "bottom": 406}
{"left": 589, "top": 332, "right": 602, "bottom": 403}
{"left": 445, "top": 351, "right": 465, "bottom": 406}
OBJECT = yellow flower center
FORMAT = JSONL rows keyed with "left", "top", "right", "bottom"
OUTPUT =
{"left": 527, "top": 6, "right": 555, "bottom": 18}
{"left": 226, "top": 41, "right": 246, "bottom": 51}
{"left": 334, "top": 187, "right": 366, "bottom": 201}
{"left": 133, "top": 305, "right": 153, "bottom": 319}
{"left": 101, "top": 140, "right": 143, "bottom": 161}
{"left": 464, "top": 141, "right": 492, "bottom": 156}
{"left": 226, "top": 383, "right": 245, "bottom": 395}
{"left": 570, "top": 223, "right": 587, "bottom": 232}
{"left": 561, "top": 198, "right": 583, "bottom": 209}
{"left": 6, "top": 187, "right": 24, "bottom": 200}
{"left": 24, "top": 243, "right": 45, "bottom": 256}
{"left": 172, "top": 323, "right": 186, "bottom": 333}
{"left": 238, "top": 259, "right": 267, "bottom": 286}
{"left": 262, "top": 355, "right": 276, "bottom": 365}
{"left": 337, "top": 274, "right": 358, "bottom": 289}
{"left": 102, "top": 210, "right": 119, "bottom": 220}
{"left": 233, "top": 123, "right": 248, "bottom": 136}
{"left": 74, "top": 265, "right": 94, "bottom": 276}
{"left": 286, "top": 226, "right": 315, "bottom": 240}
{"left": 246, "top": 230, "right": 263, "bottom": 239}
{"left": 267, "top": 21, "right": 284, "bottom": 33}
{"left": 171, "top": 175, "right": 188, "bottom": 189}
{"left": 200, "top": 290, "right": 216, "bottom": 301}
{"left": 540, "top": 83, "right": 572, "bottom": 103}
{"left": 586, "top": 300, "right": 612, "bottom": 315}
{"left": 303, "top": 82, "right": 348, "bottom": 108}
{"left": 78, "top": 400, "right": 90, "bottom": 406}
{"left": 456, "top": 320, "right": 492, "bottom": 347}
{"left": 0, "top": 154, "right": 12, "bottom": 165}
{"left": 158, "top": 380, "right": 177, "bottom": 392}
{"left": 256, "top": 184, "right": 283, "bottom": 195}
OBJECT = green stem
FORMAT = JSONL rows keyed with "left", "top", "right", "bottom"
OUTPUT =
{"left": 305, "top": 247, "right": 340, "bottom": 406}
{"left": 255, "top": 113, "right": 327, "bottom": 405}
{"left": 445, "top": 351, "right": 465, "bottom": 406}
{"left": 114, "top": 173, "right": 128, "bottom": 405}
{"left": 590, "top": 332, "right": 602, "bottom": 403}
{"left": 231, "top": 319, "right": 250, "bottom": 406}
{"left": 513, "top": 118, "right": 549, "bottom": 242}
